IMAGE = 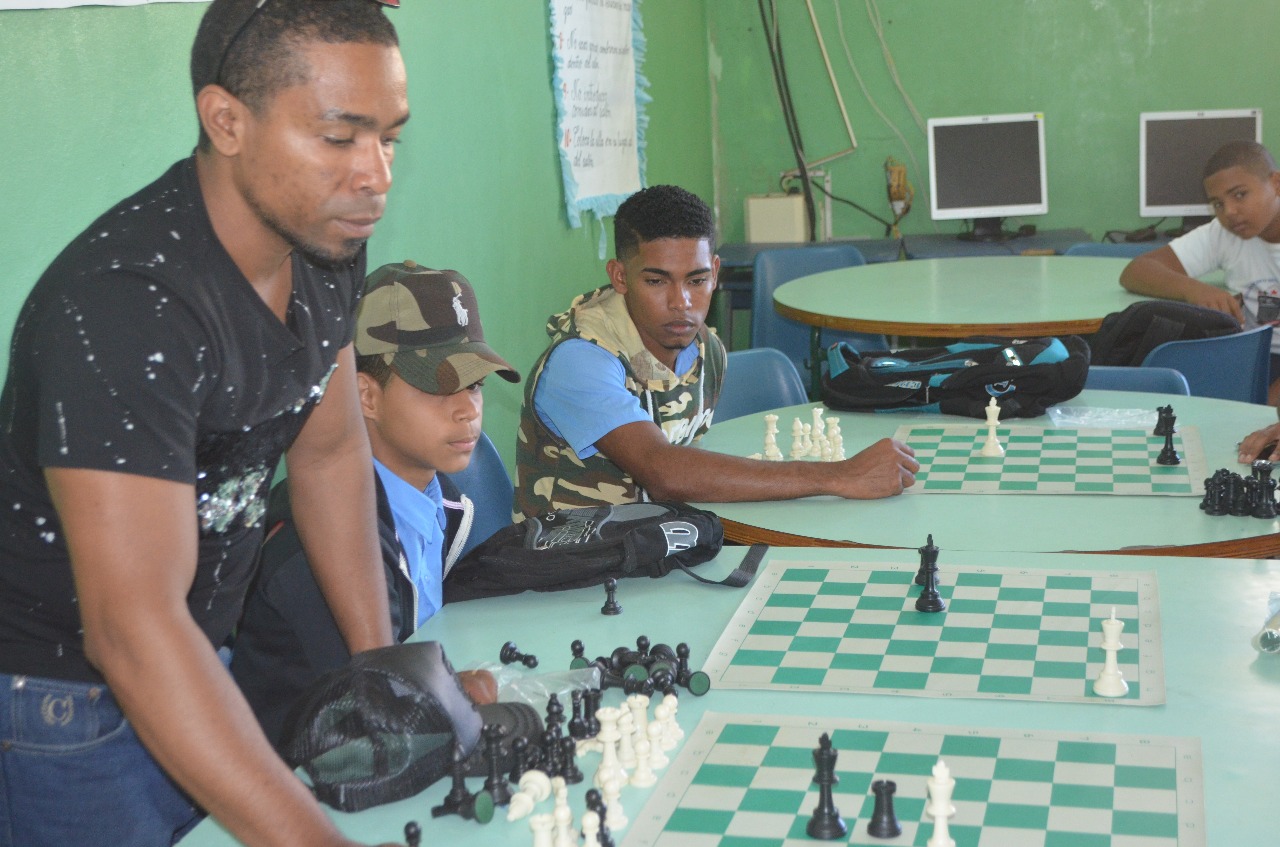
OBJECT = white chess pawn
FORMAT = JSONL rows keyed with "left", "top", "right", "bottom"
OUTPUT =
{"left": 552, "top": 802, "right": 576, "bottom": 847}
{"left": 1093, "top": 607, "right": 1129, "bottom": 697}
{"left": 801, "top": 423, "right": 813, "bottom": 457}
{"left": 790, "top": 418, "right": 806, "bottom": 459}
{"left": 629, "top": 736, "right": 657, "bottom": 787}
{"left": 661, "top": 692, "right": 684, "bottom": 743}
{"left": 580, "top": 810, "right": 601, "bottom": 845}
{"left": 602, "top": 776, "right": 628, "bottom": 831}
{"left": 646, "top": 722, "right": 669, "bottom": 769}
{"left": 506, "top": 768, "right": 551, "bottom": 821}
{"left": 626, "top": 694, "right": 650, "bottom": 748}
{"left": 653, "top": 701, "right": 678, "bottom": 751}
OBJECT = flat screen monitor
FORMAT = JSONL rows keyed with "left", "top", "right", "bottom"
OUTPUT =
{"left": 927, "top": 112, "right": 1047, "bottom": 242}
{"left": 1140, "top": 108, "right": 1262, "bottom": 225}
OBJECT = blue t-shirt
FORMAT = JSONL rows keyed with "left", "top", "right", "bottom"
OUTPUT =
{"left": 373, "top": 459, "right": 446, "bottom": 629}
{"left": 533, "top": 338, "right": 700, "bottom": 459}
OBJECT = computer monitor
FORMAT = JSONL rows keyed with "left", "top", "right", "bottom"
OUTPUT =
{"left": 1140, "top": 108, "right": 1262, "bottom": 233}
{"left": 927, "top": 112, "right": 1047, "bottom": 242}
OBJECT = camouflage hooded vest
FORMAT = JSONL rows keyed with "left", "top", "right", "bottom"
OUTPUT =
{"left": 514, "top": 285, "right": 725, "bottom": 519}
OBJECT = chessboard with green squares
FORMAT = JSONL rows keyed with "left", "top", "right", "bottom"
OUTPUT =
{"left": 622, "top": 712, "right": 1205, "bottom": 847}
{"left": 700, "top": 560, "right": 1164, "bottom": 705}
{"left": 891, "top": 424, "right": 1207, "bottom": 496}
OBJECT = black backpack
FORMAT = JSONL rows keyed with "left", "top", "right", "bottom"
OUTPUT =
{"left": 820, "top": 335, "right": 1090, "bottom": 419}
{"left": 1089, "top": 301, "right": 1240, "bottom": 366}
{"left": 443, "top": 501, "right": 761, "bottom": 602}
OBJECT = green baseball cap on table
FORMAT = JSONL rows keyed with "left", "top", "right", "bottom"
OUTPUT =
{"left": 355, "top": 261, "right": 521, "bottom": 394}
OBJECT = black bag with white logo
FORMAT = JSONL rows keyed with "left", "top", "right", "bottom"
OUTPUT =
{"left": 443, "top": 501, "right": 758, "bottom": 602}
{"left": 820, "top": 335, "right": 1090, "bottom": 419}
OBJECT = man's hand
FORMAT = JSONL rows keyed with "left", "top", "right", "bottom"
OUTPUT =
{"left": 1238, "top": 423, "right": 1280, "bottom": 464}
{"left": 826, "top": 437, "right": 918, "bottom": 499}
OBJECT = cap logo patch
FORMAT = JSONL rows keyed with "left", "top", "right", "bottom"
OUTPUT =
{"left": 452, "top": 293, "right": 469, "bottom": 327}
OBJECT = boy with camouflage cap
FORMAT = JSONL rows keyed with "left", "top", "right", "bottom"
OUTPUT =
{"left": 231, "top": 261, "right": 520, "bottom": 747}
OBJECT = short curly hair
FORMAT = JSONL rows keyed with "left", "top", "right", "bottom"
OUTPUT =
{"left": 613, "top": 185, "right": 716, "bottom": 260}
{"left": 191, "top": 0, "right": 399, "bottom": 149}
{"left": 1203, "top": 140, "right": 1278, "bottom": 182}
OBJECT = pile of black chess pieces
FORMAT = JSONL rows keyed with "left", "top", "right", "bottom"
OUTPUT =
{"left": 805, "top": 732, "right": 901, "bottom": 841}
{"left": 1201, "top": 461, "right": 1278, "bottom": 519}
{"left": 425, "top": 689, "right": 600, "bottom": 825}
{"left": 570, "top": 635, "right": 712, "bottom": 696}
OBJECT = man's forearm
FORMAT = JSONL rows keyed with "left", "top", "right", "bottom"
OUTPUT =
{"left": 288, "top": 441, "right": 392, "bottom": 654}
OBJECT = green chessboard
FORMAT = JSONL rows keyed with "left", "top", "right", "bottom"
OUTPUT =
{"left": 624, "top": 712, "right": 1205, "bottom": 847}
{"left": 893, "top": 424, "right": 1207, "bottom": 496}
{"left": 701, "top": 560, "right": 1164, "bottom": 705}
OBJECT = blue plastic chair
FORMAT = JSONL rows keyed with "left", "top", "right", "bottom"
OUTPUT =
{"left": 1140, "top": 324, "right": 1273, "bottom": 404}
{"left": 1084, "top": 366, "right": 1190, "bottom": 395}
{"left": 718, "top": 348, "right": 809, "bottom": 421}
{"left": 1062, "top": 242, "right": 1156, "bottom": 259}
{"left": 443, "top": 431, "right": 514, "bottom": 554}
{"left": 751, "top": 245, "right": 888, "bottom": 381}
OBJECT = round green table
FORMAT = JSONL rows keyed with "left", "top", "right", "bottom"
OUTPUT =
{"left": 693, "top": 389, "right": 1280, "bottom": 558}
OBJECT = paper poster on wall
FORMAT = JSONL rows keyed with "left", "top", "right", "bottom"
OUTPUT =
{"left": 1, "top": 0, "right": 203, "bottom": 8}
{"left": 549, "top": 0, "right": 649, "bottom": 229}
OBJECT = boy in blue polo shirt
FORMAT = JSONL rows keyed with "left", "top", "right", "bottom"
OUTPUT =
{"left": 230, "top": 261, "right": 520, "bottom": 746}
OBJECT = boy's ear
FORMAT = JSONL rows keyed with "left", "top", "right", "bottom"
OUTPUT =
{"left": 607, "top": 258, "right": 628, "bottom": 294}
{"left": 355, "top": 371, "right": 382, "bottom": 421}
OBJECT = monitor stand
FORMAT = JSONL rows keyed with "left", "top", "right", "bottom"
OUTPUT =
{"left": 957, "top": 217, "right": 1016, "bottom": 242}
{"left": 1163, "top": 215, "right": 1213, "bottom": 239}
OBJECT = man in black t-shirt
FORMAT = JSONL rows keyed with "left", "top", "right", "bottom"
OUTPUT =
{"left": 0, "top": 3, "right": 408, "bottom": 847}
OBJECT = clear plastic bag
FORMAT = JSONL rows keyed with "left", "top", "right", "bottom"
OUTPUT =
{"left": 470, "top": 660, "right": 602, "bottom": 708}
{"left": 1046, "top": 406, "right": 1158, "bottom": 430}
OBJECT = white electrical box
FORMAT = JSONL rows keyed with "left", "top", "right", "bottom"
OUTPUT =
{"left": 745, "top": 193, "right": 808, "bottom": 243}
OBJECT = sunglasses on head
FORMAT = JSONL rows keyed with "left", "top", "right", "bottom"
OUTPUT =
{"left": 213, "top": 0, "right": 400, "bottom": 86}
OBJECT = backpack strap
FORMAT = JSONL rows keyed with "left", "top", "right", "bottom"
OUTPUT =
{"left": 673, "top": 543, "right": 766, "bottom": 587}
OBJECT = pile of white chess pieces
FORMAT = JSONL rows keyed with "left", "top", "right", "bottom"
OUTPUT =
{"left": 517, "top": 691, "right": 685, "bottom": 846}
{"left": 747, "top": 407, "right": 846, "bottom": 463}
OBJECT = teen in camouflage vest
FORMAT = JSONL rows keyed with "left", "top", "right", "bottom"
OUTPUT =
{"left": 514, "top": 283, "right": 726, "bottom": 518}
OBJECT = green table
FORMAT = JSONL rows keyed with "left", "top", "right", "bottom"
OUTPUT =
{"left": 180, "top": 546, "right": 1280, "bottom": 846}
{"left": 692, "top": 389, "right": 1280, "bottom": 558}
{"left": 773, "top": 256, "right": 1145, "bottom": 340}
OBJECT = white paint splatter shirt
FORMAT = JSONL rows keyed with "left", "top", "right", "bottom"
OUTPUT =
{"left": 0, "top": 157, "right": 362, "bottom": 683}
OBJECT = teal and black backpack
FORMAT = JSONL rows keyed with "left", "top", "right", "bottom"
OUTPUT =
{"left": 820, "top": 335, "right": 1090, "bottom": 419}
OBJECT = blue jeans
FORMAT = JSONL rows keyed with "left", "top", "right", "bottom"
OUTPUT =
{"left": 0, "top": 672, "right": 201, "bottom": 847}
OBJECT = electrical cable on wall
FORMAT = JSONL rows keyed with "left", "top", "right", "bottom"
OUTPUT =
{"left": 758, "top": 0, "right": 817, "bottom": 240}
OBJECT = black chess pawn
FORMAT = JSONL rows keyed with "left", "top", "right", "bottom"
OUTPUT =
{"left": 915, "top": 533, "right": 939, "bottom": 586}
{"left": 805, "top": 733, "right": 847, "bottom": 840}
{"left": 570, "top": 639, "right": 589, "bottom": 669}
{"left": 866, "top": 779, "right": 901, "bottom": 838}
{"left": 1156, "top": 428, "right": 1180, "bottom": 466}
{"left": 540, "top": 728, "right": 563, "bottom": 778}
{"left": 601, "top": 578, "right": 623, "bottom": 615}
{"left": 432, "top": 753, "right": 495, "bottom": 823}
{"left": 481, "top": 724, "right": 513, "bottom": 807}
{"left": 404, "top": 820, "right": 421, "bottom": 847}
{"left": 674, "top": 642, "right": 711, "bottom": 696}
{"left": 559, "top": 736, "right": 584, "bottom": 784}
{"left": 621, "top": 674, "right": 655, "bottom": 696}
{"left": 568, "top": 689, "right": 589, "bottom": 739}
{"left": 508, "top": 735, "right": 529, "bottom": 783}
{"left": 499, "top": 640, "right": 538, "bottom": 669}
{"left": 635, "top": 635, "right": 651, "bottom": 657}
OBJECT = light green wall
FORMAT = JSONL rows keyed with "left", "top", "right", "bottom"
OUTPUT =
{"left": 707, "top": 0, "right": 1280, "bottom": 243}
{"left": 0, "top": 0, "right": 713, "bottom": 468}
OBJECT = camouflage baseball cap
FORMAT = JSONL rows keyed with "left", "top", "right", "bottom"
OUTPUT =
{"left": 356, "top": 261, "right": 520, "bottom": 394}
